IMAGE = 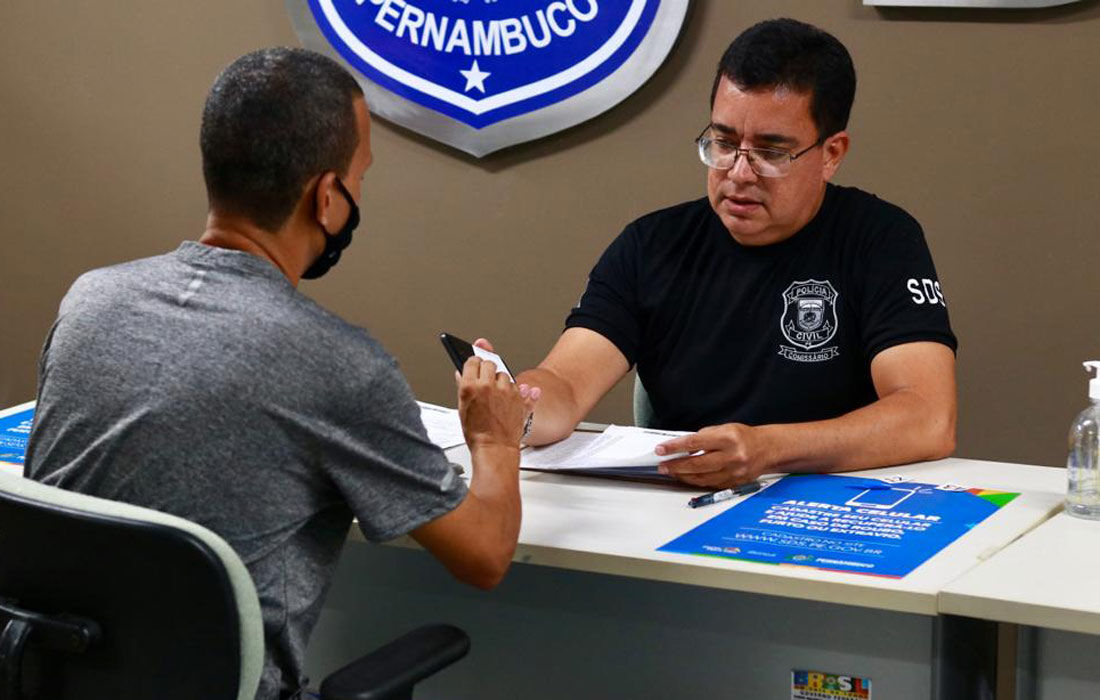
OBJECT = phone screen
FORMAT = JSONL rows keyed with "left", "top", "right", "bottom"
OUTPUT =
{"left": 440, "top": 333, "right": 514, "bottom": 381}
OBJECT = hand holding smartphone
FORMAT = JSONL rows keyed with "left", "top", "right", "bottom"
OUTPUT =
{"left": 439, "top": 333, "right": 514, "bottom": 381}
{"left": 441, "top": 332, "right": 532, "bottom": 446}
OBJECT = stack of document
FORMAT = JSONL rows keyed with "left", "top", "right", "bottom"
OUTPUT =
{"left": 415, "top": 401, "right": 693, "bottom": 483}
{"left": 520, "top": 425, "right": 692, "bottom": 481}
{"left": 416, "top": 402, "right": 466, "bottom": 450}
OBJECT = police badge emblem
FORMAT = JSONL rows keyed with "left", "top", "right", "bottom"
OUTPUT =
{"left": 797, "top": 298, "right": 825, "bottom": 332}
{"left": 779, "top": 279, "right": 840, "bottom": 362}
{"left": 285, "top": 0, "right": 690, "bottom": 156}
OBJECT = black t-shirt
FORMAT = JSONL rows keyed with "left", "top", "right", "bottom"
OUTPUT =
{"left": 565, "top": 184, "right": 957, "bottom": 431}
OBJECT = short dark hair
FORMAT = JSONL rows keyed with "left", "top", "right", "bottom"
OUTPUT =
{"left": 710, "top": 19, "right": 856, "bottom": 140}
{"left": 200, "top": 47, "right": 364, "bottom": 232}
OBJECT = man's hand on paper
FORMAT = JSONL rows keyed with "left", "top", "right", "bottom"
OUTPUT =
{"left": 456, "top": 352, "right": 539, "bottom": 451}
{"left": 654, "top": 423, "right": 771, "bottom": 488}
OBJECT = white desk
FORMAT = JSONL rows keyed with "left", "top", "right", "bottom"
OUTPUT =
{"left": 941, "top": 512, "right": 1099, "bottom": 635}
{"left": 307, "top": 454, "right": 1064, "bottom": 700}
{"left": 941, "top": 512, "right": 1100, "bottom": 699}
{"left": 365, "top": 456, "right": 1063, "bottom": 616}
{"left": 1, "top": 401, "right": 1077, "bottom": 696}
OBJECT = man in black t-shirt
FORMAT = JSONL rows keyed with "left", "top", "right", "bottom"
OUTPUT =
{"left": 483, "top": 19, "right": 957, "bottom": 489}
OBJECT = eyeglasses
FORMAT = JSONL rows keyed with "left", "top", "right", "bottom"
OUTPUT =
{"left": 695, "top": 127, "right": 823, "bottom": 178}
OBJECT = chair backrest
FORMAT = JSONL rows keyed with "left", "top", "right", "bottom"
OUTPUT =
{"left": 633, "top": 374, "right": 656, "bottom": 429}
{"left": 0, "top": 472, "right": 263, "bottom": 700}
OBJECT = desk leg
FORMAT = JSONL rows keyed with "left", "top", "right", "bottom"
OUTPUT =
{"left": 933, "top": 615, "right": 997, "bottom": 700}
{"left": 1010, "top": 624, "right": 1037, "bottom": 700}
{"left": 931, "top": 617, "right": 1035, "bottom": 700}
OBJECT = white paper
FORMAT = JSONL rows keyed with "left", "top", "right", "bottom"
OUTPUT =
{"left": 519, "top": 431, "right": 605, "bottom": 468}
{"left": 416, "top": 401, "right": 466, "bottom": 449}
{"left": 471, "top": 346, "right": 514, "bottom": 381}
{"left": 521, "top": 424, "right": 692, "bottom": 470}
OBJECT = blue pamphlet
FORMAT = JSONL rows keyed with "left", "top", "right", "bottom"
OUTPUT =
{"left": 0, "top": 404, "right": 35, "bottom": 466}
{"left": 659, "top": 474, "right": 1019, "bottom": 578}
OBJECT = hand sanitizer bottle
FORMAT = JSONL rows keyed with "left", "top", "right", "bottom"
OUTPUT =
{"left": 1067, "top": 361, "right": 1100, "bottom": 519}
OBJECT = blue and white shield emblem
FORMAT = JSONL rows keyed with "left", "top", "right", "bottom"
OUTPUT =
{"left": 286, "top": 0, "right": 690, "bottom": 156}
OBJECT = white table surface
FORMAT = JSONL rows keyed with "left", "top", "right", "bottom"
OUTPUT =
{"left": 4, "top": 397, "right": 1073, "bottom": 628}
{"left": 359, "top": 449, "right": 1065, "bottom": 617}
{"left": 940, "top": 510, "right": 1100, "bottom": 634}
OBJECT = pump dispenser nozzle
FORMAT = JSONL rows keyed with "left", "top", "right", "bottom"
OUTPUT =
{"left": 1084, "top": 361, "right": 1100, "bottom": 400}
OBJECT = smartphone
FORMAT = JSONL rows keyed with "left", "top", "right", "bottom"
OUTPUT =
{"left": 439, "top": 333, "right": 514, "bottom": 381}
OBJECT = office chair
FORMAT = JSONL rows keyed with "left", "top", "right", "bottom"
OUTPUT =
{"left": 633, "top": 374, "right": 655, "bottom": 429}
{"left": 0, "top": 471, "right": 469, "bottom": 700}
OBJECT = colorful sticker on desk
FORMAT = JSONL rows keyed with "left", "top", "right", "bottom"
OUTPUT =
{"left": 791, "top": 669, "right": 870, "bottom": 700}
{"left": 658, "top": 474, "right": 1019, "bottom": 578}
{"left": 0, "top": 406, "right": 35, "bottom": 466}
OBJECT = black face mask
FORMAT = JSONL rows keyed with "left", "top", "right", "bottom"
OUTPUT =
{"left": 301, "top": 178, "right": 360, "bottom": 280}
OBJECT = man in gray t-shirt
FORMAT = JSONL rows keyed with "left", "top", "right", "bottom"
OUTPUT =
{"left": 26, "top": 49, "right": 535, "bottom": 700}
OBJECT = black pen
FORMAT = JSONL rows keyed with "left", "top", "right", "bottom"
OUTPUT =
{"left": 688, "top": 480, "right": 762, "bottom": 508}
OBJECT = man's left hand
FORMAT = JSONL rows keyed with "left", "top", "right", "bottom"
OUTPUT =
{"left": 654, "top": 423, "right": 771, "bottom": 488}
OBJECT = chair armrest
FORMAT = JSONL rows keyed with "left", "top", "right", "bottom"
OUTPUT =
{"left": 319, "top": 624, "right": 470, "bottom": 700}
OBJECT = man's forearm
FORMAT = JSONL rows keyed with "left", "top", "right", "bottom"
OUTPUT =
{"left": 467, "top": 442, "right": 522, "bottom": 553}
{"left": 514, "top": 367, "right": 583, "bottom": 445}
{"left": 413, "top": 442, "right": 521, "bottom": 590}
{"left": 759, "top": 388, "right": 956, "bottom": 474}
{"left": 656, "top": 342, "right": 957, "bottom": 489}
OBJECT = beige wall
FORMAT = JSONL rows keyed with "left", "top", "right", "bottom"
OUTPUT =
{"left": 2, "top": 1, "right": 1098, "bottom": 467}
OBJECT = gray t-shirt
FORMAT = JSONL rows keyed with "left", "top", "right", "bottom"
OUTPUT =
{"left": 26, "top": 241, "right": 467, "bottom": 699}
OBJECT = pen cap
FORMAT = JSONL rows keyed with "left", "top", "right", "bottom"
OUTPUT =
{"left": 1085, "top": 361, "right": 1100, "bottom": 400}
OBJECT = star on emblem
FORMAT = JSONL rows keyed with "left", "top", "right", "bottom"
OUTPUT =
{"left": 460, "top": 60, "right": 491, "bottom": 94}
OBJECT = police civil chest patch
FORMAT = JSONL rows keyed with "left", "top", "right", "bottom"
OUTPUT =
{"left": 286, "top": 0, "right": 690, "bottom": 156}
{"left": 779, "top": 279, "right": 841, "bottom": 363}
